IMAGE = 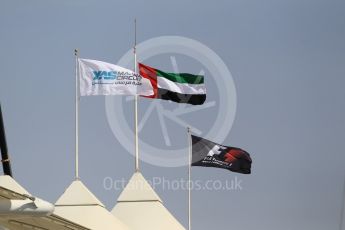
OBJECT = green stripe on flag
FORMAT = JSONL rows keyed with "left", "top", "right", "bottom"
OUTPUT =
{"left": 155, "top": 69, "right": 204, "bottom": 84}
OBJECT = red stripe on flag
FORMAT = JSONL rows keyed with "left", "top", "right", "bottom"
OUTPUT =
{"left": 138, "top": 63, "right": 158, "bottom": 98}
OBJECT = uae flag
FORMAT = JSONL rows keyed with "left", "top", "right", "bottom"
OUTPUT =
{"left": 191, "top": 135, "right": 252, "bottom": 174}
{"left": 139, "top": 63, "right": 206, "bottom": 105}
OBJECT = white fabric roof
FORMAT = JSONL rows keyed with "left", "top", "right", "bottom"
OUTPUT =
{"left": 55, "top": 180, "right": 104, "bottom": 206}
{"left": 0, "top": 176, "right": 90, "bottom": 230}
{"left": 0, "top": 175, "right": 30, "bottom": 198}
{"left": 112, "top": 172, "right": 186, "bottom": 230}
{"left": 117, "top": 171, "right": 162, "bottom": 202}
{"left": 54, "top": 180, "right": 129, "bottom": 230}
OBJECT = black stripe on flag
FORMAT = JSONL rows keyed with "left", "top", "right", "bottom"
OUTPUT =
{"left": 191, "top": 135, "right": 252, "bottom": 174}
{"left": 158, "top": 88, "right": 206, "bottom": 105}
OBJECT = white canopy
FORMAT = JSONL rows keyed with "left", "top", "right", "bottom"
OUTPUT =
{"left": 112, "top": 172, "right": 186, "bottom": 230}
{"left": 54, "top": 180, "right": 129, "bottom": 230}
{"left": 0, "top": 175, "right": 89, "bottom": 230}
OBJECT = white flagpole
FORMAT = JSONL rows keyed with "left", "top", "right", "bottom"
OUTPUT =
{"left": 187, "top": 127, "right": 192, "bottom": 230}
{"left": 74, "top": 49, "right": 80, "bottom": 179}
{"left": 340, "top": 175, "right": 345, "bottom": 230}
{"left": 134, "top": 19, "right": 139, "bottom": 172}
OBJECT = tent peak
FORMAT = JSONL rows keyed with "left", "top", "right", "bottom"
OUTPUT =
{"left": 117, "top": 172, "right": 162, "bottom": 203}
{"left": 55, "top": 179, "right": 104, "bottom": 207}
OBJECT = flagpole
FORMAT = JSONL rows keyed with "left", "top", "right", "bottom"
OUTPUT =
{"left": 187, "top": 126, "right": 192, "bottom": 230}
{"left": 134, "top": 19, "right": 139, "bottom": 172}
{"left": 340, "top": 175, "right": 345, "bottom": 230}
{"left": 74, "top": 49, "right": 80, "bottom": 180}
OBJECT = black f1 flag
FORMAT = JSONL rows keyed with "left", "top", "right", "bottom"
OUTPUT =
{"left": 191, "top": 135, "right": 252, "bottom": 174}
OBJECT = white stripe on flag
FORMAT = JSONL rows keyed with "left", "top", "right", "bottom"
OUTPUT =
{"left": 157, "top": 76, "right": 206, "bottom": 94}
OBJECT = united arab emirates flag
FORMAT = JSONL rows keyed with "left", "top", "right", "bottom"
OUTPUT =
{"left": 139, "top": 63, "right": 206, "bottom": 105}
{"left": 191, "top": 135, "right": 252, "bottom": 174}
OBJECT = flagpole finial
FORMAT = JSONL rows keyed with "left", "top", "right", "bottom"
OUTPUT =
{"left": 74, "top": 49, "right": 78, "bottom": 57}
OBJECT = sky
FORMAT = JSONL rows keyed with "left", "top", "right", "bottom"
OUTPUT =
{"left": 1, "top": 0, "right": 345, "bottom": 229}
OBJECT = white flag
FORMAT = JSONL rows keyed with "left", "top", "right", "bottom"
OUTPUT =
{"left": 78, "top": 59, "right": 153, "bottom": 96}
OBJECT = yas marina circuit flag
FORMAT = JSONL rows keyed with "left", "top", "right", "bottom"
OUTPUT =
{"left": 78, "top": 59, "right": 154, "bottom": 96}
{"left": 191, "top": 135, "right": 252, "bottom": 174}
{"left": 139, "top": 63, "right": 206, "bottom": 105}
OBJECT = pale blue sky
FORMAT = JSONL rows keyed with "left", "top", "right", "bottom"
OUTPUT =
{"left": 1, "top": 0, "right": 345, "bottom": 229}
